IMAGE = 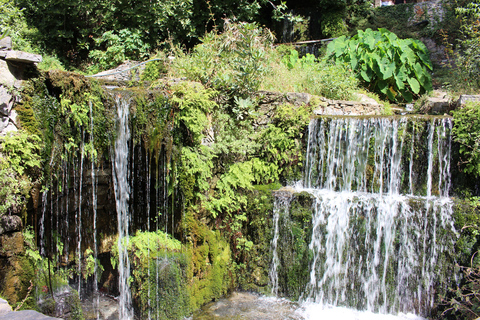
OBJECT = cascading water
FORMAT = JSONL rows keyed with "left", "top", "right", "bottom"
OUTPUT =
{"left": 272, "top": 116, "right": 457, "bottom": 319}
{"left": 112, "top": 95, "right": 133, "bottom": 320}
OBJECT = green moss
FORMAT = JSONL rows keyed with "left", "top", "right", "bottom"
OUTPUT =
{"left": 123, "top": 231, "right": 190, "bottom": 320}
{"left": 185, "top": 220, "right": 232, "bottom": 311}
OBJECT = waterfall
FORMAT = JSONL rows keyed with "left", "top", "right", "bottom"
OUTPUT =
{"left": 112, "top": 95, "right": 133, "bottom": 320}
{"left": 275, "top": 116, "right": 457, "bottom": 317}
{"left": 90, "top": 100, "right": 100, "bottom": 320}
{"left": 77, "top": 135, "right": 84, "bottom": 297}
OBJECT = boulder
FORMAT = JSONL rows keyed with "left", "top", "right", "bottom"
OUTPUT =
{"left": 0, "top": 37, "right": 12, "bottom": 51}
{"left": 4, "top": 51, "right": 42, "bottom": 64}
{"left": 0, "top": 215, "right": 23, "bottom": 235}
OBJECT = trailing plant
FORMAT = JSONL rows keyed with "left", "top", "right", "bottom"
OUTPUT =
{"left": 326, "top": 28, "right": 433, "bottom": 102}
{"left": 0, "top": 131, "right": 42, "bottom": 216}
{"left": 170, "top": 82, "right": 217, "bottom": 145}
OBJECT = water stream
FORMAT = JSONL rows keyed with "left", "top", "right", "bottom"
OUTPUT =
{"left": 112, "top": 95, "right": 133, "bottom": 320}
{"left": 271, "top": 116, "right": 457, "bottom": 319}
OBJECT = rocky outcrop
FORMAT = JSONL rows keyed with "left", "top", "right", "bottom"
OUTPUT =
{"left": 0, "top": 215, "right": 34, "bottom": 310}
{"left": 0, "top": 37, "right": 42, "bottom": 135}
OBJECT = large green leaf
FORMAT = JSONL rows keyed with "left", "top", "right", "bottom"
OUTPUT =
{"left": 383, "top": 61, "right": 395, "bottom": 80}
{"left": 407, "top": 77, "right": 420, "bottom": 94}
{"left": 360, "top": 68, "right": 372, "bottom": 82}
{"left": 377, "top": 79, "right": 389, "bottom": 94}
{"left": 417, "top": 51, "right": 432, "bottom": 70}
{"left": 401, "top": 90, "right": 413, "bottom": 102}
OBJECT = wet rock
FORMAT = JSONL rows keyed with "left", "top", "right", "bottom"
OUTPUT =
{"left": 0, "top": 215, "right": 23, "bottom": 235}
{"left": 0, "top": 232, "right": 24, "bottom": 256}
{"left": 0, "top": 310, "right": 62, "bottom": 320}
{"left": 37, "top": 286, "right": 84, "bottom": 320}
{"left": 4, "top": 51, "right": 42, "bottom": 64}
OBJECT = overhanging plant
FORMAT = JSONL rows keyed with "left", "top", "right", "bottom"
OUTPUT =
{"left": 326, "top": 28, "right": 433, "bottom": 102}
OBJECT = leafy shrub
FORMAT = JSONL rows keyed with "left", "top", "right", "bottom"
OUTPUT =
{"left": 171, "top": 21, "right": 274, "bottom": 97}
{"left": 326, "top": 28, "right": 433, "bottom": 102}
{"left": 449, "top": 3, "right": 480, "bottom": 93}
{"left": 452, "top": 102, "right": 480, "bottom": 177}
{"left": 89, "top": 29, "right": 151, "bottom": 71}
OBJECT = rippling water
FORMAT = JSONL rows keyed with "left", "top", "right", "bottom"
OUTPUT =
{"left": 189, "top": 292, "right": 426, "bottom": 320}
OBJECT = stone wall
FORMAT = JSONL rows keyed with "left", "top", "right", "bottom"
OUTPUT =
{"left": 256, "top": 90, "right": 383, "bottom": 119}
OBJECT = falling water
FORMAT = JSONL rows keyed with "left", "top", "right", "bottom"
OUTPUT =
{"left": 270, "top": 191, "right": 294, "bottom": 296}
{"left": 274, "top": 116, "right": 457, "bottom": 318}
{"left": 77, "top": 135, "right": 85, "bottom": 297}
{"left": 89, "top": 100, "right": 100, "bottom": 320}
{"left": 112, "top": 95, "right": 133, "bottom": 320}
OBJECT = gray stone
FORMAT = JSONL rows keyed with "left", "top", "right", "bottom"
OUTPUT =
{"left": 0, "top": 60, "right": 16, "bottom": 86}
{"left": 0, "top": 310, "right": 62, "bottom": 320}
{"left": 285, "top": 92, "right": 311, "bottom": 106}
{"left": 0, "top": 37, "right": 12, "bottom": 51}
{"left": 0, "top": 51, "right": 7, "bottom": 58}
{"left": 0, "top": 298, "right": 12, "bottom": 315}
{"left": 458, "top": 95, "right": 480, "bottom": 106}
{"left": 2, "top": 109, "right": 18, "bottom": 134}
{"left": 5, "top": 51, "right": 42, "bottom": 64}
{"left": 0, "top": 86, "right": 13, "bottom": 116}
{"left": 0, "top": 215, "right": 23, "bottom": 235}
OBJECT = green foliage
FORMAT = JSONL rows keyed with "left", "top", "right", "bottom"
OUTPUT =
{"left": 17, "top": 0, "right": 284, "bottom": 69}
{"left": 170, "top": 82, "right": 217, "bottom": 145}
{"left": 258, "top": 103, "right": 313, "bottom": 182}
{"left": 358, "top": 3, "right": 416, "bottom": 39}
{"left": 182, "top": 216, "right": 232, "bottom": 311}
{"left": 452, "top": 102, "right": 480, "bottom": 177}
{"left": 440, "top": 197, "right": 480, "bottom": 319}
{"left": 326, "top": 28, "right": 433, "bottom": 102}
{"left": 89, "top": 29, "right": 151, "bottom": 71}
{"left": 0, "top": 0, "right": 38, "bottom": 52}
{"left": 171, "top": 21, "right": 274, "bottom": 98}
{"left": 0, "top": 131, "right": 42, "bottom": 216}
{"left": 117, "top": 231, "right": 189, "bottom": 320}
{"left": 321, "top": 11, "right": 348, "bottom": 38}
{"left": 450, "top": 2, "right": 480, "bottom": 92}
{"left": 262, "top": 48, "right": 359, "bottom": 100}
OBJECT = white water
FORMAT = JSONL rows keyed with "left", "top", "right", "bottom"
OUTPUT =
{"left": 272, "top": 116, "right": 457, "bottom": 319}
{"left": 90, "top": 100, "right": 100, "bottom": 320}
{"left": 112, "top": 96, "right": 133, "bottom": 320}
